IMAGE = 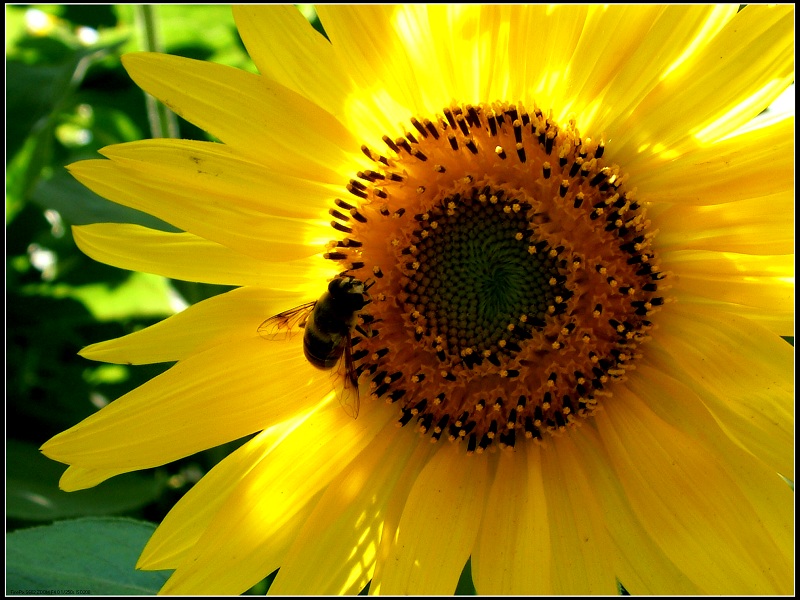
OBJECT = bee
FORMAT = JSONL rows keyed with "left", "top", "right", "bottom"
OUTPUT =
{"left": 258, "top": 276, "right": 369, "bottom": 418}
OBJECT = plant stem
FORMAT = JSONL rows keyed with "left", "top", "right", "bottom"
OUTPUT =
{"left": 135, "top": 5, "right": 179, "bottom": 139}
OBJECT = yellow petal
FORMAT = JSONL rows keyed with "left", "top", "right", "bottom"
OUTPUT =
{"left": 584, "top": 5, "right": 738, "bottom": 133}
{"left": 160, "top": 399, "right": 394, "bottom": 595}
{"left": 139, "top": 417, "right": 308, "bottom": 570}
{"left": 660, "top": 250, "right": 794, "bottom": 324}
{"left": 375, "top": 443, "right": 489, "bottom": 594}
{"left": 68, "top": 160, "right": 324, "bottom": 263}
{"left": 232, "top": 6, "right": 356, "bottom": 134}
{"left": 569, "top": 426, "right": 701, "bottom": 594}
{"left": 541, "top": 434, "right": 619, "bottom": 594}
{"left": 100, "top": 139, "right": 342, "bottom": 217}
{"left": 270, "top": 422, "right": 419, "bottom": 595}
{"left": 598, "top": 379, "right": 791, "bottom": 593}
{"left": 425, "top": 5, "right": 518, "bottom": 104}
{"left": 235, "top": 4, "right": 417, "bottom": 147}
{"left": 73, "top": 223, "right": 335, "bottom": 289}
{"left": 41, "top": 337, "right": 333, "bottom": 486}
{"left": 555, "top": 6, "right": 667, "bottom": 121}
{"left": 504, "top": 5, "right": 589, "bottom": 108}
{"left": 651, "top": 190, "right": 794, "bottom": 254}
{"left": 610, "top": 5, "right": 793, "bottom": 164}
{"left": 632, "top": 116, "right": 794, "bottom": 205}
{"left": 58, "top": 465, "right": 128, "bottom": 491}
{"left": 626, "top": 365, "right": 793, "bottom": 572}
{"left": 368, "top": 437, "right": 438, "bottom": 595}
{"left": 425, "top": 5, "right": 584, "bottom": 120}
{"left": 79, "top": 286, "right": 312, "bottom": 365}
{"left": 664, "top": 250, "right": 794, "bottom": 335}
{"left": 121, "top": 52, "right": 361, "bottom": 179}
{"left": 472, "top": 444, "right": 552, "bottom": 594}
{"left": 645, "top": 303, "right": 794, "bottom": 477}
{"left": 316, "top": 6, "right": 437, "bottom": 120}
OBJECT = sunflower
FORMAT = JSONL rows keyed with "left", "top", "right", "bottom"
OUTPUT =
{"left": 41, "top": 5, "right": 794, "bottom": 595}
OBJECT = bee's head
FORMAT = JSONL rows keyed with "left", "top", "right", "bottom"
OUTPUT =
{"left": 328, "top": 276, "right": 367, "bottom": 310}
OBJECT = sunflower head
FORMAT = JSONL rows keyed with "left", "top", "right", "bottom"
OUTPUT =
{"left": 324, "top": 100, "right": 667, "bottom": 453}
{"left": 39, "top": 5, "right": 793, "bottom": 596}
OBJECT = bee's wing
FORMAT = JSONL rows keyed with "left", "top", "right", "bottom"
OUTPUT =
{"left": 258, "top": 301, "right": 316, "bottom": 340}
{"left": 333, "top": 333, "right": 361, "bottom": 419}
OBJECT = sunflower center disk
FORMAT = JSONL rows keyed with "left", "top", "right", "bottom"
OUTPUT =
{"left": 325, "top": 101, "right": 666, "bottom": 453}
{"left": 404, "top": 189, "right": 566, "bottom": 368}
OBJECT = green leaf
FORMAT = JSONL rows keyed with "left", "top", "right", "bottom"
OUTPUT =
{"left": 6, "top": 518, "right": 172, "bottom": 595}
{"left": 68, "top": 271, "right": 179, "bottom": 321}
{"left": 455, "top": 557, "right": 477, "bottom": 594}
{"left": 61, "top": 5, "right": 119, "bottom": 30}
{"left": 19, "top": 271, "right": 179, "bottom": 322}
{"left": 156, "top": 5, "right": 253, "bottom": 70}
{"left": 5, "top": 60, "right": 72, "bottom": 161}
{"left": 6, "top": 440, "right": 164, "bottom": 522}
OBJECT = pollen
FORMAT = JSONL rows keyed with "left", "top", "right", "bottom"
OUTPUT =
{"left": 325, "top": 102, "right": 666, "bottom": 452}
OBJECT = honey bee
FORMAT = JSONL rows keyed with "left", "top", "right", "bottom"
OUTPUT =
{"left": 258, "top": 276, "right": 369, "bottom": 418}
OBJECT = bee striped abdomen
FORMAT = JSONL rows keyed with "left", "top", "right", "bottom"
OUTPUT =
{"left": 303, "top": 306, "right": 347, "bottom": 368}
